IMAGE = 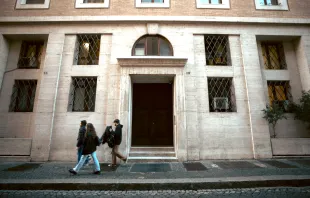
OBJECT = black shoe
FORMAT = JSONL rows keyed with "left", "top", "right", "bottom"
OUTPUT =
{"left": 69, "top": 169, "right": 77, "bottom": 175}
{"left": 93, "top": 170, "right": 100, "bottom": 175}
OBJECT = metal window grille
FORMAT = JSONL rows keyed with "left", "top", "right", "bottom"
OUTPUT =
{"left": 208, "top": 78, "right": 236, "bottom": 112}
{"left": 74, "top": 35, "right": 100, "bottom": 65}
{"left": 205, "top": 35, "right": 230, "bottom": 66}
{"left": 25, "top": 0, "right": 45, "bottom": 4}
{"left": 83, "top": 0, "right": 104, "bottom": 3}
{"left": 18, "top": 41, "right": 44, "bottom": 69}
{"left": 9, "top": 80, "right": 37, "bottom": 112}
{"left": 267, "top": 81, "right": 292, "bottom": 112}
{"left": 68, "top": 77, "right": 97, "bottom": 112}
{"left": 261, "top": 42, "right": 286, "bottom": 70}
{"left": 260, "top": 0, "right": 278, "bottom": 5}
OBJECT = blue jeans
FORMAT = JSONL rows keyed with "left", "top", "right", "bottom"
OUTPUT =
{"left": 77, "top": 147, "right": 90, "bottom": 165}
{"left": 74, "top": 151, "right": 100, "bottom": 172}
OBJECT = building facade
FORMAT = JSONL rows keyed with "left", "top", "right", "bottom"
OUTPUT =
{"left": 0, "top": 0, "right": 309, "bottom": 162}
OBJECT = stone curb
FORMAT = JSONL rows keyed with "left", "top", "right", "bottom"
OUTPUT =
{"left": 1, "top": 176, "right": 310, "bottom": 190}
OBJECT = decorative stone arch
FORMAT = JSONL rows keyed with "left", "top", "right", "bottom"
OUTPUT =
{"left": 132, "top": 34, "right": 174, "bottom": 56}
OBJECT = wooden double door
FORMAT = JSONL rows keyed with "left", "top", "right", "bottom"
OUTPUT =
{"left": 132, "top": 83, "right": 173, "bottom": 146}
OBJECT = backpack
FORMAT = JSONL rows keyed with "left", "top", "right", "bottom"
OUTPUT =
{"left": 107, "top": 132, "right": 115, "bottom": 148}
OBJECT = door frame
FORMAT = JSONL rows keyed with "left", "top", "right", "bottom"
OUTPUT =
{"left": 119, "top": 72, "right": 186, "bottom": 161}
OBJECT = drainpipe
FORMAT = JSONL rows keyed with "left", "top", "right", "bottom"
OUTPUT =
{"left": 47, "top": 34, "right": 65, "bottom": 161}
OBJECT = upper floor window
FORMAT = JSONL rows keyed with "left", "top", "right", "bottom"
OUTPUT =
{"left": 74, "top": 34, "right": 101, "bottom": 65}
{"left": 132, "top": 35, "right": 173, "bottom": 56}
{"left": 136, "top": 0, "right": 170, "bottom": 8}
{"left": 16, "top": 0, "right": 50, "bottom": 9}
{"left": 196, "top": 0, "right": 230, "bottom": 9}
{"left": 204, "top": 35, "right": 231, "bottom": 66}
{"left": 9, "top": 80, "right": 37, "bottom": 112}
{"left": 254, "top": 0, "right": 288, "bottom": 10}
{"left": 75, "top": 0, "right": 109, "bottom": 8}
{"left": 260, "top": 0, "right": 278, "bottom": 5}
{"left": 18, "top": 41, "right": 44, "bottom": 69}
{"left": 261, "top": 42, "right": 286, "bottom": 70}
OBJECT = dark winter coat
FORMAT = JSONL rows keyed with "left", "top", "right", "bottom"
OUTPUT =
{"left": 114, "top": 124, "right": 123, "bottom": 145}
{"left": 76, "top": 126, "right": 86, "bottom": 147}
{"left": 82, "top": 134, "right": 100, "bottom": 155}
{"left": 100, "top": 126, "right": 113, "bottom": 144}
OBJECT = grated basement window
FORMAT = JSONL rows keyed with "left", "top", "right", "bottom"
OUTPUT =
{"left": 267, "top": 81, "right": 292, "bottom": 112}
{"left": 18, "top": 41, "right": 44, "bottom": 69}
{"left": 68, "top": 77, "right": 97, "bottom": 112}
{"left": 208, "top": 78, "right": 236, "bottom": 112}
{"left": 74, "top": 35, "right": 100, "bottom": 65}
{"left": 260, "top": 0, "right": 278, "bottom": 5}
{"left": 261, "top": 42, "right": 286, "bottom": 70}
{"left": 204, "top": 35, "right": 230, "bottom": 66}
{"left": 9, "top": 80, "right": 37, "bottom": 112}
{"left": 83, "top": 0, "right": 104, "bottom": 3}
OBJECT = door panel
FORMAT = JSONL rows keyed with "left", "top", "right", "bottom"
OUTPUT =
{"left": 132, "top": 83, "right": 173, "bottom": 146}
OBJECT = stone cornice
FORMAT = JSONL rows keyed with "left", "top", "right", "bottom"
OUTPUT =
{"left": 117, "top": 57, "right": 188, "bottom": 67}
{"left": 0, "top": 16, "right": 309, "bottom": 25}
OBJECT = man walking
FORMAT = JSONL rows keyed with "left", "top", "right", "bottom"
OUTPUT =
{"left": 77, "top": 120, "right": 90, "bottom": 165}
{"left": 111, "top": 119, "right": 127, "bottom": 166}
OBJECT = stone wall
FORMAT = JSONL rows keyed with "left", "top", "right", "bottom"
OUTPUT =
{"left": 0, "top": 22, "right": 309, "bottom": 161}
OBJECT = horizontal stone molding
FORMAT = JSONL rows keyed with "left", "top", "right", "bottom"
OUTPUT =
{"left": 0, "top": 138, "right": 32, "bottom": 156}
{"left": 0, "top": 16, "right": 309, "bottom": 25}
{"left": 271, "top": 138, "right": 310, "bottom": 156}
{"left": 117, "top": 57, "right": 188, "bottom": 67}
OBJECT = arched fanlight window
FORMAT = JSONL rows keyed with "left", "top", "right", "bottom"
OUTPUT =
{"left": 132, "top": 35, "right": 173, "bottom": 56}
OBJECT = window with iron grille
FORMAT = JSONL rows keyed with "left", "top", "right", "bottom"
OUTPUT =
{"left": 74, "top": 35, "right": 100, "bottom": 65}
{"left": 259, "top": 0, "right": 278, "bottom": 5}
{"left": 200, "top": 0, "right": 222, "bottom": 4}
{"left": 208, "top": 78, "right": 236, "bottom": 112}
{"left": 18, "top": 41, "right": 44, "bottom": 69}
{"left": 132, "top": 35, "right": 173, "bottom": 56}
{"left": 83, "top": 0, "right": 104, "bottom": 2}
{"left": 9, "top": 80, "right": 37, "bottom": 112}
{"left": 267, "top": 81, "right": 292, "bottom": 112}
{"left": 261, "top": 42, "right": 286, "bottom": 70}
{"left": 204, "top": 35, "right": 230, "bottom": 66}
{"left": 141, "top": 0, "right": 164, "bottom": 2}
{"left": 68, "top": 77, "right": 97, "bottom": 112}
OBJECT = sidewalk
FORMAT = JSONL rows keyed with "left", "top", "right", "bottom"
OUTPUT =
{"left": 0, "top": 158, "right": 310, "bottom": 190}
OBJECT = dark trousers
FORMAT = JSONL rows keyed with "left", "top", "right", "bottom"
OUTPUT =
{"left": 112, "top": 145, "right": 126, "bottom": 165}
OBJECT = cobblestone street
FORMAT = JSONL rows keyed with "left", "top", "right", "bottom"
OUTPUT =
{"left": 1, "top": 187, "right": 310, "bottom": 198}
